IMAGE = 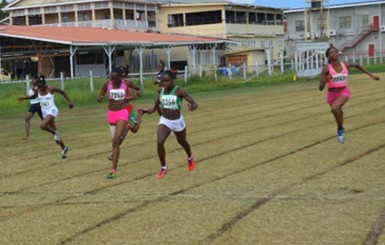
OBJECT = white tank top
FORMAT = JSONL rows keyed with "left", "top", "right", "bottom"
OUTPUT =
{"left": 38, "top": 90, "right": 56, "bottom": 111}
{"left": 28, "top": 88, "right": 40, "bottom": 105}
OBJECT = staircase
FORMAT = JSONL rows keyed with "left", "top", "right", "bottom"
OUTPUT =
{"left": 340, "top": 27, "right": 378, "bottom": 52}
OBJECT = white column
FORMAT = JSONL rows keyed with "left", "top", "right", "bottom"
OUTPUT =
{"left": 25, "top": 75, "right": 30, "bottom": 94}
{"left": 69, "top": 46, "right": 78, "bottom": 78}
{"left": 211, "top": 43, "right": 217, "bottom": 66}
{"left": 135, "top": 45, "right": 145, "bottom": 88}
{"left": 189, "top": 45, "right": 197, "bottom": 74}
{"left": 163, "top": 45, "right": 172, "bottom": 70}
{"left": 103, "top": 45, "right": 116, "bottom": 75}
{"left": 266, "top": 49, "right": 272, "bottom": 75}
{"left": 280, "top": 50, "right": 284, "bottom": 73}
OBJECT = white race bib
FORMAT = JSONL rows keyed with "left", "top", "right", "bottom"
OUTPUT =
{"left": 161, "top": 95, "right": 178, "bottom": 110}
{"left": 41, "top": 100, "right": 51, "bottom": 108}
{"left": 110, "top": 89, "right": 125, "bottom": 101}
{"left": 332, "top": 74, "right": 347, "bottom": 84}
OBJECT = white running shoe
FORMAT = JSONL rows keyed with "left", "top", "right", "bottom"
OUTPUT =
{"left": 61, "top": 146, "right": 69, "bottom": 159}
{"left": 337, "top": 128, "right": 345, "bottom": 144}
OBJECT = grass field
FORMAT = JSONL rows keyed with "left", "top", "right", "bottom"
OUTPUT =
{"left": 1, "top": 73, "right": 385, "bottom": 245}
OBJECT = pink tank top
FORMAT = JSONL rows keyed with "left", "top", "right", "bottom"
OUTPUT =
{"left": 327, "top": 62, "right": 348, "bottom": 88}
{"left": 107, "top": 80, "right": 128, "bottom": 101}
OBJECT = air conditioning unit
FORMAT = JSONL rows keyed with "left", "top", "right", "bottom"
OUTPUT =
{"left": 330, "top": 30, "right": 337, "bottom": 36}
{"left": 306, "top": 32, "right": 311, "bottom": 38}
{"left": 381, "top": 26, "right": 385, "bottom": 32}
{"left": 315, "top": 33, "right": 320, "bottom": 38}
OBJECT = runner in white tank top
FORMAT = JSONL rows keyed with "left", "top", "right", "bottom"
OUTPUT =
{"left": 21, "top": 75, "right": 43, "bottom": 142}
{"left": 19, "top": 76, "right": 73, "bottom": 158}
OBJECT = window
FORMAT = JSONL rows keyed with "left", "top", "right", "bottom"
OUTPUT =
{"left": 61, "top": 5, "right": 74, "bottom": 12}
{"left": 266, "top": 13, "right": 274, "bottom": 25}
{"left": 136, "top": 4, "right": 145, "bottom": 10}
{"left": 249, "top": 39, "right": 257, "bottom": 46}
{"left": 170, "top": 60, "right": 187, "bottom": 71}
{"left": 235, "top": 11, "right": 246, "bottom": 24}
{"left": 257, "top": 13, "right": 265, "bottom": 24}
{"left": 95, "top": 2, "right": 109, "bottom": 9}
{"left": 77, "top": 3, "right": 91, "bottom": 11}
{"left": 226, "top": 11, "right": 235, "bottom": 23}
{"left": 148, "top": 11, "right": 156, "bottom": 27}
{"left": 12, "top": 10, "right": 24, "bottom": 16}
{"left": 125, "top": 3, "right": 134, "bottom": 9}
{"left": 362, "top": 15, "right": 369, "bottom": 28}
{"left": 186, "top": 10, "right": 222, "bottom": 26}
{"left": 125, "top": 10, "right": 134, "bottom": 20}
{"left": 62, "top": 14, "right": 69, "bottom": 23}
{"left": 147, "top": 5, "right": 155, "bottom": 11}
{"left": 137, "top": 10, "right": 145, "bottom": 21}
{"left": 44, "top": 7, "right": 57, "bottom": 14}
{"left": 295, "top": 20, "right": 304, "bottom": 31}
{"left": 76, "top": 52, "right": 104, "bottom": 65}
{"left": 249, "top": 12, "right": 256, "bottom": 24}
{"left": 339, "top": 16, "right": 351, "bottom": 28}
{"left": 78, "top": 11, "right": 90, "bottom": 21}
{"left": 29, "top": 8, "right": 40, "bottom": 15}
{"left": 168, "top": 14, "right": 183, "bottom": 27}
{"left": 276, "top": 14, "right": 283, "bottom": 25}
{"left": 225, "top": 10, "right": 246, "bottom": 24}
{"left": 113, "top": 2, "right": 123, "bottom": 8}
{"left": 261, "top": 40, "right": 266, "bottom": 48}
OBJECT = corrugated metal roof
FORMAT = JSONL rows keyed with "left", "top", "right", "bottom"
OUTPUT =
{"left": 0, "top": 25, "right": 228, "bottom": 46}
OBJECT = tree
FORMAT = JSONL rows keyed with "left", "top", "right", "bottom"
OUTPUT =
{"left": 0, "top": 0, "right": 9, "bottom": 21}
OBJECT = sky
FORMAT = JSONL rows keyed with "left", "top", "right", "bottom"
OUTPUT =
{"left": 252, "top": 0, "right": 379, "bottom": 9}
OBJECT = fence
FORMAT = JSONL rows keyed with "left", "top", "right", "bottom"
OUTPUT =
{"left": 1, "top": 54, "right": 383, "bottom": 91}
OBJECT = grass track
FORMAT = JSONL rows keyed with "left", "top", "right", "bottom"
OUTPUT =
{"left": 1, "top": 74, "right": 385, "bottom": 244}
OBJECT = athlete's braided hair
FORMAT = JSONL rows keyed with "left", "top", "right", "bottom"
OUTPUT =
{"left": 111, "top": 67, "right": 122, "bottom": 77}
{"left": 162, "top": 70, "right": 176, "bottom": 80}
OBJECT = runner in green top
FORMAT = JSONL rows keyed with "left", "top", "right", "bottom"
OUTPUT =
{"left": 147, "top": 70, "right": 198, "bottom": 179}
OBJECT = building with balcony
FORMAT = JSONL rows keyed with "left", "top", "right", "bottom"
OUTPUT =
{"left": 284, "top": 1, "right": 385, "bottom": 59}
{"left": 3, "top": 0, "right": 159, "bottom": 32}
{"left": 158, "top": 0, "right": 285, "bottom": 68}
{"left": 1, "top": 0, "right": 285, "bottom": 78}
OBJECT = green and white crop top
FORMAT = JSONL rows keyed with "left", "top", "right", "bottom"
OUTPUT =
{"left": 160, "top": 86, "right": 183, "bottom": 110}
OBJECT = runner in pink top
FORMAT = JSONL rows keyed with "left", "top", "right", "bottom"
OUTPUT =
{"left": 98, "top": 67, "right": 135, "bottom": 179}
{"left": 319, "top": 46, "right": 380, "bottom": 143}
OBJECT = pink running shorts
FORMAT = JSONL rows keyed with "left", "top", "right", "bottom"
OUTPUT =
{"left": 108, "top": 109, "right": 129, "bottom": 125}
{"left": 327, "top": 87, "right": 351, "bottom": 105}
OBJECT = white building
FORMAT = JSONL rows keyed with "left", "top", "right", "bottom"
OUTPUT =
{"left": 284, "top": 0, "right": 385, "bottom": 59}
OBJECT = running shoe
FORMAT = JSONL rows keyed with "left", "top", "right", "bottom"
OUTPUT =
{"left": 188, "top": 156, "right": 195, "bottom": 172}
{"left": 156, "top": 168, "right": 167, "bottom": 179}
{"left": 337, "top": 128, "right": 345, "bottom": 144}
{"left": 107, "top": 155, "right": 113, "bottom": 161}
{"left": 106, "top": 172, "right": 116, "bottom": 179}
{"left": 54, "top": 131, "right": 62, "bottom": 144}
{"left": 61, "top": 146, "right": 69, "bottom": 159}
